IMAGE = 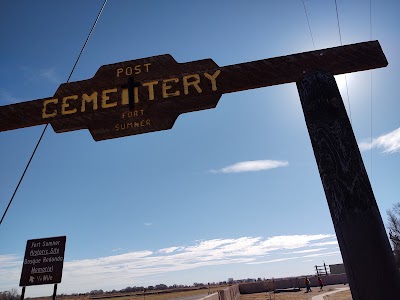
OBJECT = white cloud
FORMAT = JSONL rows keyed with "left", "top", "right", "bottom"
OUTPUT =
{"left": 210, "top": 160, "right": 289, "bottom": 174}
{"left": 112, "top": 248, "right": 126, "bottom": 252}
{"left": 313, "top": 241, "right": 338, "bottom": 247}
{"left": 359, "top": 127, "right": 400, "bottom": 154}
{"left": 259, "top": 235, "right": 332, "bottom": 251}
{"left": 288, "top": 248, "right": 327, "bottom": 254}
{"left": 0, "top": 234, "right": 337, "bottom": 296}
{"left": 158, "top": 247, "right": 182, "bottom": 254}
{"left": 246, "top": 256, "right": 300, "bottom": 265}
{"left": 303, "top": 251, "right": 340, "bottom": 258}
{"left": 144, "top": 222, "right": 153, "bottom": 226}
{"left": 0, "top": 254, "right": 21, "bottom": 268}
{"left": 0, "top": 254, "right": 23, "bottom": 291}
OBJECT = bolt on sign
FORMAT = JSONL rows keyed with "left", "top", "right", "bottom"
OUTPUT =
{"left": 0, "top": 41, "right": 387, "bottom": 141}
{"left": 20, "top": 236, "right": 66, "bottom": 287}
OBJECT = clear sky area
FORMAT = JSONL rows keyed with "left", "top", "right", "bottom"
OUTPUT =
{"left": 0, "top": 0, "right": 399, "bottom": 297}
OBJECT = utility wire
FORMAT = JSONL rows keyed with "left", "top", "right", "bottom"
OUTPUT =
{"left": 370, "top": 0, "right": 373, "bottom": 177}
{"left": 301, "top": 0, "right": 316, "bottom": 49}
{"left": 334, "top": 0, "right": 343, "bottom": 45}
{"left": 343, "top": 75, "right": 352, "bottom": 124}
{"left": 334, "top": 0, "right": 353, "bottom": 125}
{"left": 67, "top": 0, "right": 107, "bottom": 83}
{"left": 0, "top": 0, "right": 108, "bottom": 226}
{"left": 0, "top": 125, "right": 48, "bottom": 225}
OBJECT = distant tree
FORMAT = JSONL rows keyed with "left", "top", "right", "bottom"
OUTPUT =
{"left": 387, "top": 202, "right": 400, "bottom": 267}
{"left": 0, "top": 289, "right": 20, "bottom": 300}
{"left": 155, "top": 284, "right": 168, "bottom": 290}
{"left": 388, "top": 203, "right": 400, "bottom": 248}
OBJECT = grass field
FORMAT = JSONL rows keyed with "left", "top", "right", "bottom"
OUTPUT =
{"left": 90, "top": 288, "right": 219, "bottom": 300}
{"left": 28, "top": 285, "right": 352, "bottom": 300}
{"left": 28, "top": 287, "right": 225, "bottom": 300}
{"left": 240, "top": 285, "right": 352, "bottom": 300}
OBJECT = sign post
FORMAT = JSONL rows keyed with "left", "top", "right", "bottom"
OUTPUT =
{"left": 53, "top": 284, "right": 58, "bottom": 300}
{"left": 20, "top": 236, "right": 66, "bottom": 299}
{"left": 297, "top": 72, "right": 400, "bottom": 299}
{"left": 20, "top": 286, "right": 25, "bottom": 300}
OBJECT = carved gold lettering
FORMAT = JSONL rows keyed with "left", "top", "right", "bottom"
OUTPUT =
{"left": 102, "top": 88, "right": 118, "bottom": 108}
{"left": 162, "top": 78, "right": 180, "bottom": 98}
{"left": 121, "top": 88, "right": 128, "bottom": 105}
{"left": 134, "top": 86, "right": 139, "bottom": 103}
{"left": 122, "top": 110, "right": 145, "bottom": 118}
{"left": 42, "top": 68, "right": 221, "bottom": 121}
{"left": 81, "top": 92, "right": 98, "bottom": 112}
{"left": 183, "top": 74, "right": 202, "bottom": 95}
{"left": 121, "top": 88, "right": 139, "bottom": 105}
{"left": 126, "top": 67, "right": 133, "bottom": 76}
{"left": 42, "top": 98, "right": 58, "bottom": 119}
{"left": 142, "top": 81, "right": 158, "bottom": 101}
{"left": 134, "top": 65, "right": 141, "bottom": 74}
{"left": 144, "top": 63, "right": 151, "bottom": 72}
{"left": 116, "top": 63, "right": 151, "bottom": 77}
{"left": 115, "top": 119, "right": 151, "bottom": 131}
{"left": 61, "top": 95, "right": 78, "bottom": 115}
{"left": 204, "top": 70, "right": 221, "bottom": 91}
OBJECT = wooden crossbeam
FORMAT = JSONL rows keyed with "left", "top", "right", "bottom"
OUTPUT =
{"left": 0, "top": 41, "right": 387, "bottom": 141}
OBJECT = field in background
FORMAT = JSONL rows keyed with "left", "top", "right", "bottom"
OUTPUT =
{"left": 26, "top": 284, "right": 353, "bottom": 300}
{"left": 241, "top": 285, "right": 351, "bottom": 300}
{"left": 27, "top": 286, "right": 227, "bottom": 300}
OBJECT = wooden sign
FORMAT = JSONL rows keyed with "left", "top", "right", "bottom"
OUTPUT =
{"left": 0, "top": 41, "right": 387, "bottom": 141}
{"left": 20, "top": 236, "right": 66, "bottom": 286}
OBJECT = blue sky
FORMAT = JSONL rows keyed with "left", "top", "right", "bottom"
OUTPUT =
{"left": 0, "top": 0, "right": 399, "bottom": 297}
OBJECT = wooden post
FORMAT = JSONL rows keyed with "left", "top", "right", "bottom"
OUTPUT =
{"left": 20, "top": 286, "right": 25, "bottom": 300}
{"left": 52, "top": 284, "right": 58, "bottom": 300}
{"left": 297, "top": 71, "right": 400, "bottom": 299}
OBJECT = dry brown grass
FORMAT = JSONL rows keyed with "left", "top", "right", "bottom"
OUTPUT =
{"left": 28, "top": 287, "right": 218, "bottom": 300}
{"left": 323, "top": 289, "right": 352, "bottom": 300}
{"left": 28, "top": 285, "right": 352, "bottom": 300}
{"left": 240, "top": 285, "right": 351, "bottom": 300}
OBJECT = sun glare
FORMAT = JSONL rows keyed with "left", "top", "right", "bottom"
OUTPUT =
{"left": 334, "top": 74, "right": 350, "bottom": 92}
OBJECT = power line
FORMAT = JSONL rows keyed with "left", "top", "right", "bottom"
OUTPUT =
{"left": 344, "top": 76, "right": 352, "bottom": 124}
{"left": 334, "top": 0, "right": 343, "bottom": 45}
{"left": 67, "top": 0, "right": 108, "bottom": 83}
{"left": 0, "top": 125, "right": 48, "bottom": 225}
{"left": 0, "top": 0, "right": 108, "bottom": 226}
{"left": 301, "top": 0, "right": 316, "bottom": 49}
{"left": 334, "top": 0, "right": 353, "bottom": 125}
{"left": 370, "top": 0, "right": 373, "bottom": 177}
